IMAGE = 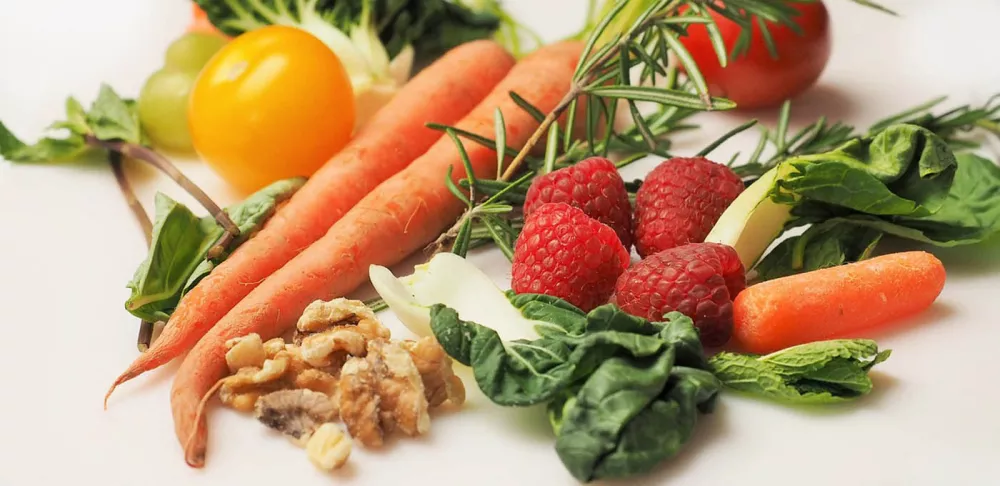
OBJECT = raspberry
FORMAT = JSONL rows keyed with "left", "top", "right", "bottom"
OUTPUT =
{"left": 524, "top": 156, "right": 633, "bottom": 249}
{"left": 633, "top": 156, "right": 744, "bottom": 257}
{"left": 512, "top": 202, "right": 631, "bottom": 312}
{"left": 612, "top": 242, "right": 745, "bottom": 347}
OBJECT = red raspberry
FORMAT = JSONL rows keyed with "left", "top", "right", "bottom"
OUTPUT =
{"left": 524, "top": 156, "right": 633, "bottom": 249}
{"left": 612, "top": 242, "right": 745, "bottom": 347}
{"left": 512, "top": 202, "right": 631, "bottom": 312}
{"left": 633, "top": 157, "right": 744, "bottom": 257}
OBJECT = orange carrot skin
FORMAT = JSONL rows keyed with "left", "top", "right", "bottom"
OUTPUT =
{"left": 105, "top": 41, "right": 515, "bottom": 404}
{"left": 732, "top": 251, "right": 946, "bottom": 354}
{"left": 171, "top": 41, "right": 585, "bottom": 467}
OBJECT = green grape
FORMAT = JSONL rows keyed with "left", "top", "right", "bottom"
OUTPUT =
{"left": 137, "top": 69, "right": 198, "bottom": 152}
{"left": 164, "top": 32, "right": 227, "bottom": 73}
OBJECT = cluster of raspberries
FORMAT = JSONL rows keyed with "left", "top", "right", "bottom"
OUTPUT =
{"left": 512, "top": 156, "right": 746, "bottom": 347}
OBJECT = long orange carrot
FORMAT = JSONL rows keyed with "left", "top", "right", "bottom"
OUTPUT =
{"left": 732, "top": 251, "right": 946, "bottom": 354}
{"left": 172, "top": 41, "right": 585, "bottom": 467}
{"left": 105, "top": 40, "right": 515, "bottom": 405}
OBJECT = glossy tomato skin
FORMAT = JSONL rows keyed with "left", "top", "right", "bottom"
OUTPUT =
{"left": 189, "top": 25, "right": 355, "bottom": 193}
{"left": 681, "top": 2, "right": 832, "bottom": 110}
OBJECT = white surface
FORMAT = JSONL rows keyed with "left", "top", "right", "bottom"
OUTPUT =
{"left": 2, "top": 1, "right": 1000, "bottom": 485}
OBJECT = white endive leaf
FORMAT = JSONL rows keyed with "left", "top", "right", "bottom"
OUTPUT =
{"left": 369, "top": 253, "right": 544, "bottom": 342}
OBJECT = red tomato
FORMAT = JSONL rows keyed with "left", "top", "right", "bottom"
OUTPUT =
{"left": 680, "top": 2, "right": 832, "bottom": 110}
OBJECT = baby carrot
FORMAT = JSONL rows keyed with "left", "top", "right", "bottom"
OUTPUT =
{"left": 104, "top": 40, "right": 515, "bottom": 406}
{"left": 172, "top": 40, "right": 585, "bottom": 468}
{"left": 732, "top": 251, "right": 946, "bottom": 354}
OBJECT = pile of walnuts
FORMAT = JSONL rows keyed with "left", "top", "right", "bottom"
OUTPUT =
{"left": 218, "top": 298, "right": 465, "bottom": 472}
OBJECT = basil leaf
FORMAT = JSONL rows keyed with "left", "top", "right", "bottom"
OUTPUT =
{"left": 125, "top": 193, "right": 223, "bottom": 322}
{"left": 124, "top": 177, "right": 305, "bottom": 322}
{"left": 709, "top": 339, "right": 891, "bottom": 404}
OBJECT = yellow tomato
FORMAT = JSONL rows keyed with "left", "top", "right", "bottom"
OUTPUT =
{"left": 189, "top": 25, "right": 355, "bottom": 193}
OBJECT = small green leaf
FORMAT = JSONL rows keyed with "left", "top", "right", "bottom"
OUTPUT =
{"left": 586, "top": 85, "right": 735, "bottom": 111}
{"left": 86, "top": 84, "right": 142, "bottom": 144}
{"left": 708, "top": 339, "right": 891, "bottom": 404}
{"left": 125, "top": 178, "right": 305, "bottom": 322}
{"left": 661, "top": 30, "right": 710, "bottom": 102}
{"left": 697, "top": 119, "right": 758, "bottom": 157}
{"left": 446, "top": 128, "right": 478, "bottom": 203}
{"left": 444, "top": 166, "right": 472, "bottom": 206}
{"left": 543, "top": 122, "right": 560, "bottom": 173}
{"left": 494, "top": 108, "right": 507, "bottom": 176}
{"left": 509, "top": 91, "right": 546, "bottom": 122}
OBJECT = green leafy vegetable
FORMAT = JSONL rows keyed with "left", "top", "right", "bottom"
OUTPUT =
{"left": 753, "top": 222, "right": 883, "bottom": 281}
{"left": 752, "top": 152, "right": 1000, "bottom": 279}
{"left": 705, "top": 124, "right": 962, "bottom": 271}
{"left": 429, "top": 295, "right": 720, "bottom": 482}
{"left": 0, "top": 85, "right": 141, "bottom": 163}
{"left": 125, "top": 177, "right": 305, "bottom": 322}
{"left": 709, "top": 339, "right": 891, "bottom": 404}
{"left": 194, "top": 0, "right": 505, "bottom": 68}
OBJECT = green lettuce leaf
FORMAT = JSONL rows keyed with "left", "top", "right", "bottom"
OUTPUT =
{"left": 125, "top": 177, "right": 305, "bottom": 322}
{"left": 708, "top": 339, "right": 891, "bottom": 404}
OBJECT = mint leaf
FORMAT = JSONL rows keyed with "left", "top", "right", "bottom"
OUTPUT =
{"left": 49, "top": 97, "right": 90, "bottom": 134}
{"left": 0, "top": 120, "right": 89, "bottom": 163}
{"left": 86, "top": 84, "right": 142, "bottom": 144}
{"left": 709, "top": 339, "right": 891, "bottom": 404}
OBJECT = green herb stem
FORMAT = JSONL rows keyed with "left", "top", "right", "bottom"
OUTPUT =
{"left": 109, "top": 151, "right": 159, "bottom": 352}
{"left": 85, "top": 135, "right": 240, "bottom": 249}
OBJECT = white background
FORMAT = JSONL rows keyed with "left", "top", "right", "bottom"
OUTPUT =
{"left": 2, "top": 1, "right": 1000, "bottom": 485}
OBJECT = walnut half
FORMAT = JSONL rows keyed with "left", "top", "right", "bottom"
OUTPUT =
{"left": 401, "top": 337, "right": 466, "bottom": 407}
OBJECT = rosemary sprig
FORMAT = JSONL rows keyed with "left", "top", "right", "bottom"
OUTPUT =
{"left": 432, "top": 0, "right": 896, "bottom": 258}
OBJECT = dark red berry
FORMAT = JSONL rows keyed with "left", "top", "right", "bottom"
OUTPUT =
{"left": 612, "top": 242, "right": 745, "bottom": 347}
{"left": 512, "top": 202, "right": 631, "bottom": 312}
{"left": 633, "top": 157, "right": 744, "bottom": 257}
{"left": 524, "top": 156, "right": 633, "bottom": 249}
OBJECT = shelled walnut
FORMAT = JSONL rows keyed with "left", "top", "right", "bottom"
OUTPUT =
{"left": 213, "top": 297, "right": 465, "bottom": 473}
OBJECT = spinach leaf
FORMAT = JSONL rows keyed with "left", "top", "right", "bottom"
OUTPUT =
{"left": 430, "top": 304, "right": 577, "bottom": 406}
{"left": 756, "top": 152, "right": 1000, "bottom": 278}
{"left": 430, "top": 296, "right": 718, "bottom": 482}
{"left": 556, "top": 353, "right": 721, "bottom": 482}
{"left": 587, "top": 367, "right": 720, "bottom": 480}
{"left": 754, "top": 223, "right": 883, "bottom": 281}
{"left": 772, "top": 124, "right": 956, "bottom": 218}
{"left": 125, "top": 177, "right": 305, "bottom": 322}
{"left": 708, "top": 339, "right": 891, "bottom": 404}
